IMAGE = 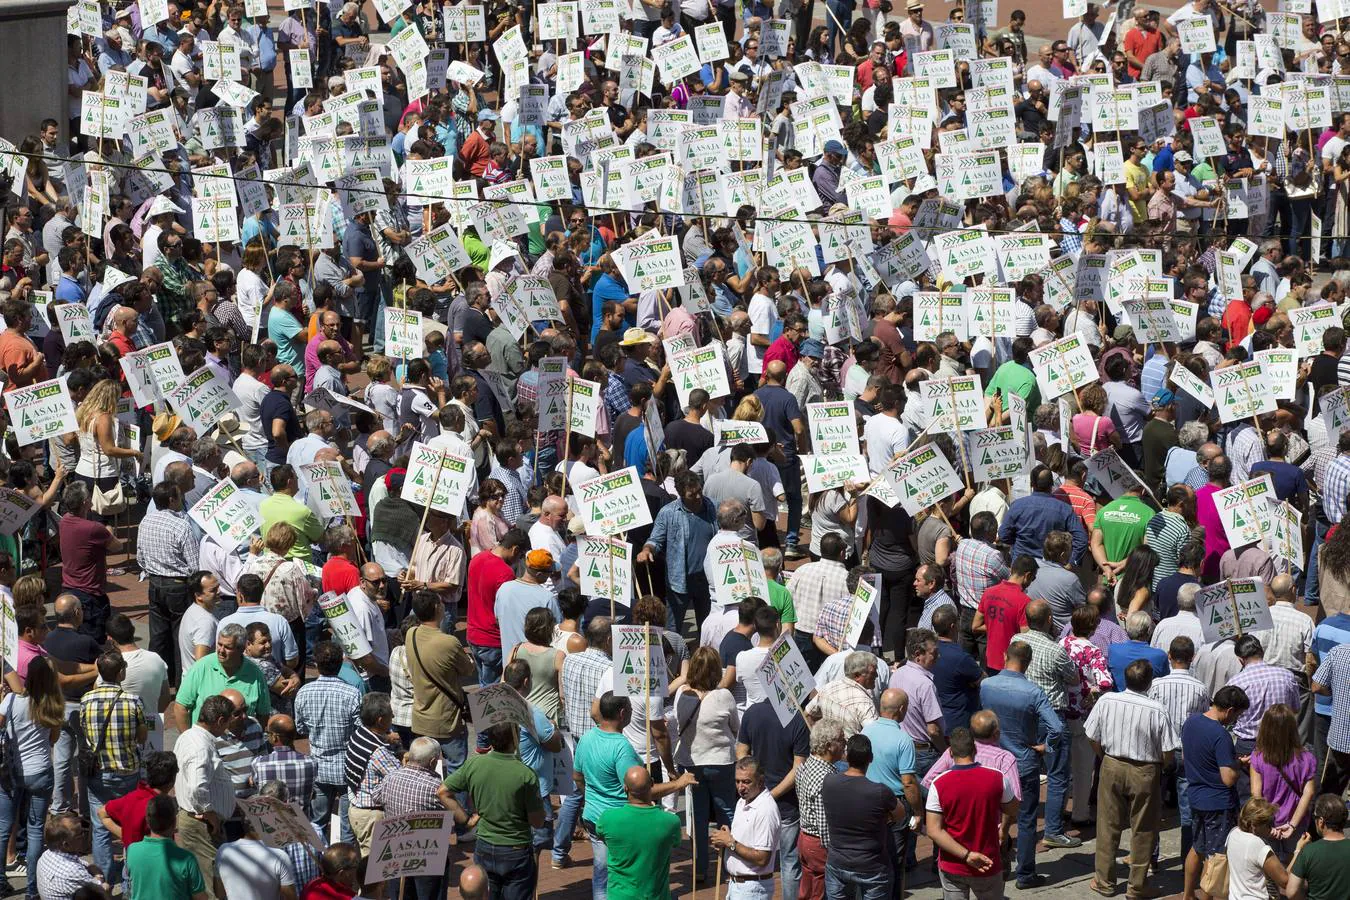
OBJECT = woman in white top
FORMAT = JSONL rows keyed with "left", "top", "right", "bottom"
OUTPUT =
{"left": 72, "top": 379, "right": 140, "bottom": 497}
{"left": 0, "top": 657, "right": 68, "bottom": 899}
{"left": 1226, "top": 798, "right": 1299, "bottom": 900}
{"left": 671, "top": 646, "right": 739, "bottom": 884}
{"left": 235, "top": 243, "right": 272, "bottom": 335}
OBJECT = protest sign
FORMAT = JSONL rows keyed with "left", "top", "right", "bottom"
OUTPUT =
{"left": 968, "top": 427, "right": 1030, "bottom": 481}
{"left": 1195, "top": 579, "right": 1274, "bottom": 643}
{"left": 709, "top": 534, "right": 770, "bottom": 607}
{"left": 1256, "top": 348, "right": 1298, "bottom": 401}
{"left": 757, "top": 633, "right": 816, "bottom": 727}
{"left": 717, "top": 421, "right": 770, "bottom": 446}
{"left": 611, "top": 624, "right": 669, "bottom": 699}
{"left": 0, "top": 490, "right": 39, "bottom": 537}
{"left": 384, "top": 308, "right": 424, "bottom": 360}
{"left": 1086, "top": 449, "right": 1151, "bottom": 500}
{"left": 670, "top": 344, "right": 731, "bottom": 407}
{"left": 922, "top": 376, "right": 987, "bottom": 432}
{"left": 843, "top": 575, "right": 880, "bottom": 651}
{"left": 567, "top": 376, "right": 602, "bottom": 438}
{"left": 1169, "top": 363, "right": 1214, "bottom": 409}
{"left": 1029, "top": 335, "right": 1098, "bottom": 401}
{"left": 807, "top": 402, "right": 859, "bottom": 454}
{"left": 1271, "top": 502, "right": 1304, "bottom": 571}
{"left": 237, "top": 795, "right": 323, "bottom": 851}
{"left": 880, "top": 445, "right": 964, "bottom": 515}
{"left": 801, "top": 454, "right": 870, "bottom": 494}
{"left": 1214, "top": 475, "right": 1277, "bottom": 549}
{"left": 401, "top": 442, "right": 475, "bottom": 517}
{"left": 366, "top": 812, "right": 455, "bottom": 883}
{"left": 301, "top": 461, "right": 361, "bottom": 519}
{"left": 466, "top": 682, "right": 532, "bottom": 731}
{"left": 318, "top": 590, "right": 374, "bottom": 661}
{"left": 1212, "top": 362, "right": 1277, "bottom": 424}
{"left": 55, "top": 304, "right": 94, "bottom": 345}
{"left": 578, "top": 536, "right": 633, "bottom": 608}
{"left": 5, "top": 377, "right": 77, "bottom": 448}
{"left": 1290, "top": 303, "right": 1341, "bottom": 357}
{"left": 188, "top": 479, "right": 262, "bottom": 548}
{"left": 167, "top": 367, "right": 240, "bottom": 434}
{"left": 576, "top": 467, "right": 652, "bottom": 537}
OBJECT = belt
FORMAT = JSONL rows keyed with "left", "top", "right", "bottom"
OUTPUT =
{"left": 729, "top": 873, "right": 775, "bottom": 882}
{"left": 1107, "top": 755, "right": 1160, "bottom": 767}
{"left": 148, "top": 574, "right": 190, "bottom": 582}
{"left": 477, "top": 838, "right": 532, "bottom": 851}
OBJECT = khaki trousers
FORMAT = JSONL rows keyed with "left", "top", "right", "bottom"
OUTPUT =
{"left": 348, "top": 804, "right": 384, "bottom": 856}
{"left": 176, "top": 810, "right": 221, "bottom": 899}
{"left": 1094, "top": 755, "right": 1161, "bottom": 897}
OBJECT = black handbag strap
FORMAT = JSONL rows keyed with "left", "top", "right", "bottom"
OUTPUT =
{"left": 90, "top": 689, "right": 123, "bottom": 761}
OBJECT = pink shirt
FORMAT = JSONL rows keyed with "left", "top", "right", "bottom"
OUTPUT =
{"left": 16, "top": 639, "right": 47, "bottom": 684}
{"left": 921, "top": 741, "right": 1022, "bottom": 800}
{"left": 1071, "top": 412, "right": 1115, "bottom": 455}
{"left": 303, "top": 333, "right": 356, "bottom": 394}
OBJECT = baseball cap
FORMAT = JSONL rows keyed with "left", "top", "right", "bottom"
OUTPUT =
{"left": 823, "top": 139, "right": 846, "bottom": 156}
{"left": 800, "top": 339, "right": 825, "bottom": 358}
{"left": 526, "top": 549, "right": 555, "bottom": 570}
{"left": 1173, "top": 150, "right": 1193, "bottom": 163}
{"left": 1112, "top": 324, "right": 1135, "bottom": 341}
{"left": 478, "top": 109, "right": 500, "bottom": 122}
{"left": 1151, "top": 389, "right": 1175, "bottom": 409}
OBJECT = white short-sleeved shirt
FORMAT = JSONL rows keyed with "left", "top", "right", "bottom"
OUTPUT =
{"left": 216, "top": 838, "right": 296, "bottom": 898}
{"left": 178, "top": 603, "right": 218, "bottom": 673}
{"left": 747, "top": 294, "right": 779, "bottom": 375}
{"left": 343, "top": 586, "right": 391, "bottom": 667}
{"left": 734, "top": 646, "right": 771, "bottom": 711}
{"left": 1224, "top": 828, "right": 1272, "bottom": 900}
{"left": 863, "top": 413, "right": 907, "bottom": 476}
{"left": 233, "top": 372, "right": 271, "bottom": 452}
{"left": 727, "top": 788, "right": 781, "bottom": 875}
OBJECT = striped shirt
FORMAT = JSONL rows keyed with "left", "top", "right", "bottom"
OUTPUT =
{"left": 1251, "top": 603, "right": 1314, "bottom": 674}
{"left": 351, "top": 745, "right": 399, "bottom": 809}
{"left": 1144, "top": 511, "right": 1192, "bottom": 589}
{"left": 787, "top": 560, "right": 851, "bottom": 634}
{"left": 344, "top": 724, "right": 387, "bottom": 795}
{"left": 217, "top": 731, "right": 260, "bottom": 799}
{"left": 917, "top": 589, "right": 957, "bottom": 631}
{"left": 175, "top": 723, "right": 239, "bottom": 819}
{"left": 1147, "top": 668, "right": 1211, "bottom": 734}
{"left": 1227, "top": 425, "right": 1264, "bottom": 484}
{"left": 807, "top": 677, "right": 878, "bottom": 737}
{"left": 1082, "top": 689, "right": 1180, "bottom": 763}
{"left": 1323, "top": 454, "right": 1350, "bottom": 524}
{"left": 1312, "top": 614, "right": 1350, "bottom": 716}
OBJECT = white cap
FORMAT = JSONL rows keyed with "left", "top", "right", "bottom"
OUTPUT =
{"left": 147, "top": 196, "right": 184, "bottom": 218}
{"left": 488, "top": 241, "right": 519, "bottom": 271}
{"left": 101, "top": 266, "right": 136, "bottom": 293}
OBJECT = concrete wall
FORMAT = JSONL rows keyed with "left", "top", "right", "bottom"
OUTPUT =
{"left": 0, "top": 0, "right": 74, "bottom": 147}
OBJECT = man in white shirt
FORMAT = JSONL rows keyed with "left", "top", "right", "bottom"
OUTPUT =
{"left": 863, "top": 384, "right": 909, "bottom": 475}
{"left": 174, "top": 695, "right": 238, "bottom": 893}
{"left": 215, "top": 813, "right": 299, "bottom": 899}
{"left": 528, "top": 496, "right": 568, "bottom": 569}
{"left": 747, "top": 274, "right": 781, "bottom": 387}
{"left": 343, "top": 562, "right": 392, "bottom": 680}
{"left": 710, "top": 757, "right": 781, "bottom": 892}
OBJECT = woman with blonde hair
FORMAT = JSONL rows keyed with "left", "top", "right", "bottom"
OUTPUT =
{"left": 1251, "top": 704, "right": 1317, "bottom": 860}
{"left": 72, "top": 379, "right": 139, "bottom": 499}
{"left": 733, "top": 395, "right": 764, "bottom": 422}
{"left": 242, "top": 521, "right": 318, "bottom": 668}
{"left": 671, "top": 646, "right": 739, "bottom": 885}
{"left": 1226, "top": 797, "right": 1302, "bottom": 900}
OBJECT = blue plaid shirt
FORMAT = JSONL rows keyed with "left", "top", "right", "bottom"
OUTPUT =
{"left": 1058, "top": 217, "right": 1082, "bottom": 256}
{"left": 604, "top": 372, "right": 630, "bottom": 426}
{"left": 645, "top": 497, "right": 718, "bottom": 592}
{"left": 251, "top": 746, "right": 318, "bottom": 810}
{"left": 1325, "top": 454, "right": 1350, "bottom": 524}
{"left": 488, "top": 462, "right": 530, "bottom": 526}
{"left": 293, "top": 676, "right": 362, "bottom": 786}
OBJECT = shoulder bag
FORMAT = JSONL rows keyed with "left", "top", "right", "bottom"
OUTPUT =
{"left": 408, "top": 629, "right": 471, "bottom": 722}
{"left": 90, "top": 425, "right": 129, "bottom": 517}
{"left": 78, "top": 689, "right": 124, "bottom": 779}
{"left": 0, "top": 695, "right": 20, "bottom": 795}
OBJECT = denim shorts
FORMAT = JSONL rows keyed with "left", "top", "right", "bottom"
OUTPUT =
{"left": 1192, "top": 807, "right": 1238, "bottom": 858}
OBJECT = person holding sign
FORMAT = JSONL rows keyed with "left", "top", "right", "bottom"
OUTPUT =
{"left": 709, "top": 756, "right": 781, "bottom": 900}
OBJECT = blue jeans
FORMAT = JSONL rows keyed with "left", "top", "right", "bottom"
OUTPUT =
{"left": 440, "top": 603, "right": 458, "bottom": 635}
{"left": 776, "top": 458, "right": 803, "bottom": 549}
{"left": 825, "top": 864, "right": 891, "bottom": 900}
{"left": 1177, "top": 752, "right": 1193, "bottom": 860}
{"left": 0, "top": 769, "right": 53, "bottom": 899}
{"left": 89, "top": 770, "right": 139, "bottom": 886}
{"left": 583, "top": 819, "right": 608, "bottom": 900}
{"left": 1045, "top": 727, "right": 1071, "bottom": 838}
{"left": 689, "top": 763, "right": 737, "bottom": 879}
{"left": 471, "top": 644, "right": 503, "bottom": 686}
{"left": 825, "top": 0, "right": 853, "bottom": 56}
{"left": 311, "top": 782, "right": 354, "bottom": 845}
{"left": 1305, "top": 520, "right": 1331, "bottom": 605}
{"left": 1016, "top": 768, "right": 1041, "bottom": 881}
{"left": 476, "top": 839, "right": 538, "bottom": 900}
{"left": 780, "top": 812, "right": 802, "bottom": 900}
{"left": 553, "top": 790, "right": 582, "bottom": 862}
{"left": 51, "top": 703, "right": 80, "bottom": 814}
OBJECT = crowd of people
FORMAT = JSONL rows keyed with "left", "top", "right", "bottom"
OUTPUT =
{"left": 7, "top": 0, "right": 1350, "bottom": 898}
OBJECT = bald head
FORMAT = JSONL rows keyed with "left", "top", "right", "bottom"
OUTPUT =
{"left": 542, "top": 495, "right": 567, "bottom": 517}
{"left": 971, "top": 709, "right": 999, "bottom": 742}
{"left": 53, "top": 593, "right": 81, "bottom": 625}
{"left": 361, "top": 562, "right": 386, "bottom": 584}
{"left": 460, "top": 864, "right": 488, "bottom": 900}
{"left": 880, "top": 688, "right": 909, "bottom": 719}
{"left": 624, "top": 764, "right": 653, "bottom": 802}
{"left": 764, "top": 360, "right": 788, "bottom": 384}
{"left": 1025, "top": 599, "right": 1052, "bottom": 631}
{"left": 266, "top": 714, "right": 299, "bottom": 744}
{"left": 1269, "top": 574, "right": 1294, "bottom": 603}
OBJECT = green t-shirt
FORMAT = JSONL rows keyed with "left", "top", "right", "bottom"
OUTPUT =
{"left": 1290, "top": 836, "right": 1350, "bottom": 900}
{"left": 984, "top": 360, "right": 1041, "bottom": 421}
{"left": 175, "top": 654, "right": 273, "bottom": 725}
{"left": 596, "top": 803, "right": 683, "bottom": 900}
{"left": 767, "top": 578, "right": 797, "bottom": 625}
{"left": 259, "top": 494, "right": 325, "bottom": 558}
{"left": 443, "top": 750, "right": 542, "bottom": 846}
{"left": 126, "top": 836, "right": 205, "bottom": 900}
{"left": 574, "top": 729, "right": 641, "bottom": 825}
{"left": 1092, "top": 494, "right": 1156, "bottom": 563}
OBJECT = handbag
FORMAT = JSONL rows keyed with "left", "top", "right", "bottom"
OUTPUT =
{"left": 0, "top": 696, "right": 20, "bottom": 795}
{"left": 78, "top": 689, "right": 123, "bottom": 779}
{"left": 89, "top": 438, "right": 129, "bottom": 517}
{"left": 1199, "top": 851, "right": 1230, "bottom": 898}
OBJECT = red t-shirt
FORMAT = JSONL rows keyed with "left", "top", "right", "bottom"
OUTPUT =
{"left": 977, "top": 581, "right": 1031, "bottom": 670}
{"left": 1122, "top": 28, "right": 1163, "bottom": 78}
{"left": 929, "top": 763, "right": 1010, "bottom": 876}
{"left": 59, "top": 513, "right": 110, "bottom": 594}
{"left": 103, "top": 784, "right": 159, "bottom": 849}
{"left": 466, "top": 552, "right": 513, "bottom": 648}
{"left": 762, "top": 336, "right": 800, "bottom": 372}
{"left": 321, "top": 556, "right": 361, "bottom": 597}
